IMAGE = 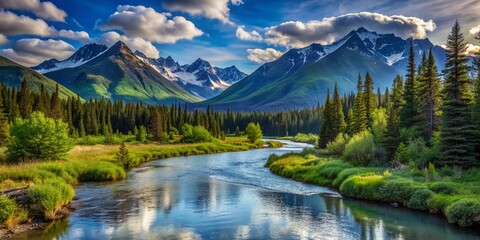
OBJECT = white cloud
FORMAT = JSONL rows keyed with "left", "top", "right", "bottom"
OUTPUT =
{"left": 247, "top": 48, "right": 284, "bottom": 63}
{"left": 100, "top": 5, "right": 203, "bottom": 44}
{"left": 466, "top": 43, "right": 480, "bottom": 56}
{"left": 236, "top": 26, "right": 262, "bottom": 42}
{"left": 98, "top": 31, "right": 160, "bottom": 58}
{"left": 163, "top": 0, "right": 240, "bottom": 25}
{"left": 0, "top": 10, "right": 91, "bottom": 43}
{"left": 0, "top": 38, "right": 75, "bottom": 66}
{"left": 0, "top": 34, "right": 8, "bottom": 45}
{"left": 0, "top": 0, "right": 67, "bottom": 22}
{"left": 470, "top": 25, "right": 480, "bottom": 35}
{"left": 264, "top": 12, "right": 437, "bottom": 48}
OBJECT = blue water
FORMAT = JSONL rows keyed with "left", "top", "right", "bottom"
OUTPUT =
{"left": 14, "top": 141, "right": 480, "bottom": 240}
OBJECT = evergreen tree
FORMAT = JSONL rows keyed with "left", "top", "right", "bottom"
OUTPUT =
{"left": 400, "top": 38, "right": 420, "bottom": 132}
{"left": 353, "top": 74, "right": 368, "bottom": 133}
{"left": 439, "top": 21, "right": 477, "bottom": 167}
{"left": 50, "top": 84, "right": 61, "bottom": 119}
{"left": 418, "top": 49, "right": 441, "bottom": 142}
{"left": 364, "top": 72, "right": 375, "bottom": 125}
{"left": 0, "top": 99, "right": 9, "bottom": 146}
{"left": 19, "top": 79, "right": 32, "bottom": 118}
{"left": 384, "top": 75, "right": 404, "bottom": 158}
{"left": 115, "top": 142, "right": 132, "bottom": 168}
{"left": 331, "top": 82, "right": 346, "bottom": 137}
{"left": 472, "top": 30, "right": 480, "bottom": 155}
{"left": 319, "top": 89, "right": 333, "bottom": 148}
{"left": 346, "top": 108, "right": 355, "bottom": 136}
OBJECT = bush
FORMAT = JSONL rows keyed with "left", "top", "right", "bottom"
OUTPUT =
{"left": 245, "top": 122, "right": 262, "bottom": 143}
{"left": 325, "top": 134, "right": 349, "bottom": 155}
{"left": 182, "top": 124, "right": 214, "bottom": 143}
{"left": 408, "top": 189, "right": 435, "bottom": 210}
{"left": 28, "top": 180, "right": 75, "bottom": 220}
{"left": 371, "top": 108, "right": 387, "bottom": 144}
{"left": 445, "top": 199, "right": 480, "bottom": 227}
{"left": 332, "top": 167, "right": 381, "bottom": 187}
{"left": 0, "top": 196, "right": 17, "bottom": 224}
{"left": 6, "top": 111, "right": 74, "bottom": 162}
{"left": 428, "top": 182, "right": 457, "bottom": 194}
{"left": 339, "top": 174, "right": 384, "bottom": 200}
{"left": 343, "top": 131, "right": 375, "bottom": 165}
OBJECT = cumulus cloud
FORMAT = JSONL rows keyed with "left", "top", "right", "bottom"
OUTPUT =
{"left": 163, "top": 0, "right": 241, "bottom": 25}
{"left": 264, "top": 12, "right": 437, "bottom": 48}
{"left": 100, "top": 5, "right": 202, "bottom": 44}
{"left": 0, "top": 34, "right": 8, "bottom": 45}
{"left": 0, "top": 0, "right": 67, "bottom": 22}
{"left": 247, "top": 48, "right": 284, "bottom": 63}
{"left": 98, "top": 31, "right": 160, "bottom": 58}
{"left": 466, "top": 44, "right": 480, "bottom": 56}
{"left": 0, "top": 38, "right": 75, "bottom": 66}
{"left": 470, "top": 25, "right": 480, "bottom": 35}
{"left": 236, "top": 26, "right": 262, "bottom": 42}
{"left": 0, "top": 10, "right": 91, "bottom": 43}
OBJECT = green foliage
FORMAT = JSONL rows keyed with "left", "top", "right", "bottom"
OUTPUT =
{"left": 371, "top": 108, "right": 387, "bottom": 144}
{"left": 445, "top": 199, "right": 480, "bottom": 227}
{"left": 28, "top": 179, "right": 75, "bottom": 220}
{"left": 408, "top": 188, "right": 435, "bottom": 210}
{"left": 182, "top": 124, "right": 214, "bottom": 143}
{"left": 0, "top": 196, "right": 17, "bottom": 224}
{"left": 429, "top": 182, "right": 458, "bottom": 194}
{"left": 245, "top": 122, "right": 262, "bottom": 143}
{"left": 6, "top": 111, "right": 74, "bottom": 162}
{"left": 343, "top": 130, "right": 375, "bottom": 165}
{"left": 325, "top": 134, "right": 349, "bottom": 155}
{"left": 115, "top": 142, "right": 132, "bottom": 168}
{"left": 265, "top": 141, "right": 283, "bottom": 148}
{"left": 332, "top": 167, "right": 381, "bottom": 187}
{"left": 289, "top": 133, "right": 318, "bottom": 144}
{"left": 136, "top": 126, "right": 148, "bottom": 143}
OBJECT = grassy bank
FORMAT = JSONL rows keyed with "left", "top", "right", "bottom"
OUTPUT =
{"left": 278, "top": 133, "right": 318, "bottom": 145}
{"left": 266, "top": 148, "right": 480, "bottom": 227}
{"left": 0, "top": 137, "right": 277, "bottom": 231}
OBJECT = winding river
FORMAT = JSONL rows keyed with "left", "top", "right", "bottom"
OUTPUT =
{"left": 13, "top": 141, "right": 480, "bottom": 239}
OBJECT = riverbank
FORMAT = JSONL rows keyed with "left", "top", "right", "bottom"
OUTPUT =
{"left": 265, "top": 148, "right": 480, "bottom": 228}
{"left": 0, "top": 137, "right": 282, "bottom": 237}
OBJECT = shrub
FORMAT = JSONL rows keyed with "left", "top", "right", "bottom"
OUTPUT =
{"left": 374, "top": 179, "right": 424, "bottom": 204}
{"left": 28, "top": 180, "right": 75, "bottom": 220}
{"left": 332, "top": 167, "right": 381, "bottom": 187}
{"left": 325, "top": 134, "right": 349, "bottom": 155}
{"left": 343, "top": 131, "right": 375, "bottom": 165}
{"left": 339, "top": 174, "right": 384, "bottom": 200}
{"left": 428, "top": 182, "right": 457, "bottom": 194}
{"left": 427, "top": 194, "right": 461, "bottom": 214}
{"left": 245, "top": 122, "right": 262, "bottom": 143}
{"left": 0, "top": 196, "right": 17, "bottom": 224}
{"left": 408, "top": 189, "right": 435, "bottom": 210}
{"left": 182, "top": 124, "right": 214, "bottom": 143}
{"left": 6, "top": 111, "right": 74, "bottom": 162}
{"left": 445, "top": 199, "right": 480, "bottom": 227}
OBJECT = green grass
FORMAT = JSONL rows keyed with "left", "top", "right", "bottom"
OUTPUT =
{"left": 266, "top": 149, "right": 480, "bottom": 227}
{"left": 279, "top": 133, "right": 318, "bottom": 144}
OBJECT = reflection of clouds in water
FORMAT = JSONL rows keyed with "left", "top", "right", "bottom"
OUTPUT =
{"left": 235, "top": 225, "right": 250, "bottom": 240}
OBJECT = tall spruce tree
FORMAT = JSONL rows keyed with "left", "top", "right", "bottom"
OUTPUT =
{"left": 319, "top": 89, "right": 333, "bottom": 148}
{"left": 331, "top": 82, "right": 346, "bottom": 137}
{"left": 439, "top": 21, "right": 477, "bottom": 167}
{"left": 364, "top": 72, "right": 375, "bottom": 126}
{"left": 418, "top": 49, "right": 441, "bottom": 142}
{"left": 353, "top": 74, "right": 368, "bottom": 133}
{"left": 384, "top": 75, "right": 404, "bottom": 158}
{"left": 400, "top": 38, "right": 420, "bottom": 133}
{"left": 19, "top": 79, "right": 32, "bottom": 119}
{"left": 50, "top": 84, "right": 61, "bottom": 119}
{"left": 472, "top": 30, "right": 480, "bottom": 154}
{"left": 0, "top": 96, "right": 9, "bottom": 146}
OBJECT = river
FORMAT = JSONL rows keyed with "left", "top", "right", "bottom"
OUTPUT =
{"left": 13, "top": 140, "right": 480, "bottom": 239}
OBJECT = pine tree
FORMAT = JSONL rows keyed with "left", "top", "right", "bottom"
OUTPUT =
{"left": 115, "top": 142, "right": 132, "bottom": 168}
{"left": 400, "top": 38, "right": 420, "bottom": 132}
{"left": 384, "top": 75, "right": 404, "bottom": 158}
{"left": 19, "top": 79, "right": 32, "bottom": 118}
{"left": 472, "top": 30, "right": 480, "bottom": 155}
{"left": 0, "top": 98, "right": 10, "bottom": 146}
{"left": 418, "top": 48, "right": 441, "bottom": 142}
{"left": 150, "top": 108, "right": 164, "bottom": 142}
{"left": 346, "top": 108, "right": 355, "bottom": 136}
{"left": 50, "top": 84, "right": 61, "bottom": 119}
{"left": 331, "top": 82, "right": 346, "bottom": 137}
{"left": 439, "top": 21, "right": 477, "bottom": 167}
{"left": 364, "top": 72, "right": 375, "bottom": 125}
{"left": 319, "top": 89, "right": 333, "bottom": 148}
{"left": 353, "top": 74, "right": 368, "bottom": 133}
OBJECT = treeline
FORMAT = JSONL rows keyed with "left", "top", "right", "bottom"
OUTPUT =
{"left": 319, "top": 21, "right": 480, "bottom": 168}
{"left": 0, "top": 84, "right": 322, "bottom": 144}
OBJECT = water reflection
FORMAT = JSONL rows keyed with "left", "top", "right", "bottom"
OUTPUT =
{"left": 13, "top": 141, "right": 480, "bottom": 240}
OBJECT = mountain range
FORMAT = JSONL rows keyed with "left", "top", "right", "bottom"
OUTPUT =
{"left": 197, "top": 27, "right": 447, "bottom": 111}
{"left": 1, "top": 27, "right": 449, "bottom": 111}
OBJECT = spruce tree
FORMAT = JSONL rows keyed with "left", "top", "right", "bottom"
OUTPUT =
{"left": 400, "top": 38, "right": 420, "bottom": 132}
{"left": 346, "top": 108, "right": 355, "bottom": 136}
{"left": 319, "top": 89, "right": 333, "bottom": 148}
{"left": 0, "top": 99, "right": 9, "bottom": 146}
{"left": 50, "top": 84, "right": 61, "bottom": 119}
{"left": 439, "top": 21, "right": 477, "bottom": 167}
{"left": 384, "top": 75, "right": 404, "bottom": 158}
{"left": 364, "top": 72, "right": 375, "bottom": 125}
{"left": 472, "top": 30, "right": 480, "bottom": 154}
{"left": 331, "top": 82, "right": 346, "bottom": 137}
{"left": 353, "top": 74, "right": 368, "bottom": 133}
{"left": 19, "top": 79, "right": 32, "bottom": 119}
{"left": 418, "top": 49, "right": 441, "bottom": 142}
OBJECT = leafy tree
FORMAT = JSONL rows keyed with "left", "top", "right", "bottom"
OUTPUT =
{"left": 136, "top": 126, "right": 147, "bottom": 143}
{"left": 439, "top": 21, "right": 477, "bottom": 167}
{"left": 6, "top": 111, "right": 73, "bottom": 162}
{"left": 182, "top": 124, "right": 213, "bottom": 143}
{"left": 245, "top": 122, "right": 263, "bottom": 143}
{"left": 115, "top": 142, "right": 132, "bottom": 168}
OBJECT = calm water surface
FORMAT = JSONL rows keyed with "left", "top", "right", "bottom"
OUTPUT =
{"left": 14, "top": 141, "right": 480, "bottom": 240}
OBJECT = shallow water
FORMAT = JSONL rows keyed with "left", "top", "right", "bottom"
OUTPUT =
{"left": 14, "top": 141, "right": 480, "bottom": 239}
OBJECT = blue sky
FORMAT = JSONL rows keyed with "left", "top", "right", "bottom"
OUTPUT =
{"left": 0, "top": 0, "right": 479, "bottom": 73}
